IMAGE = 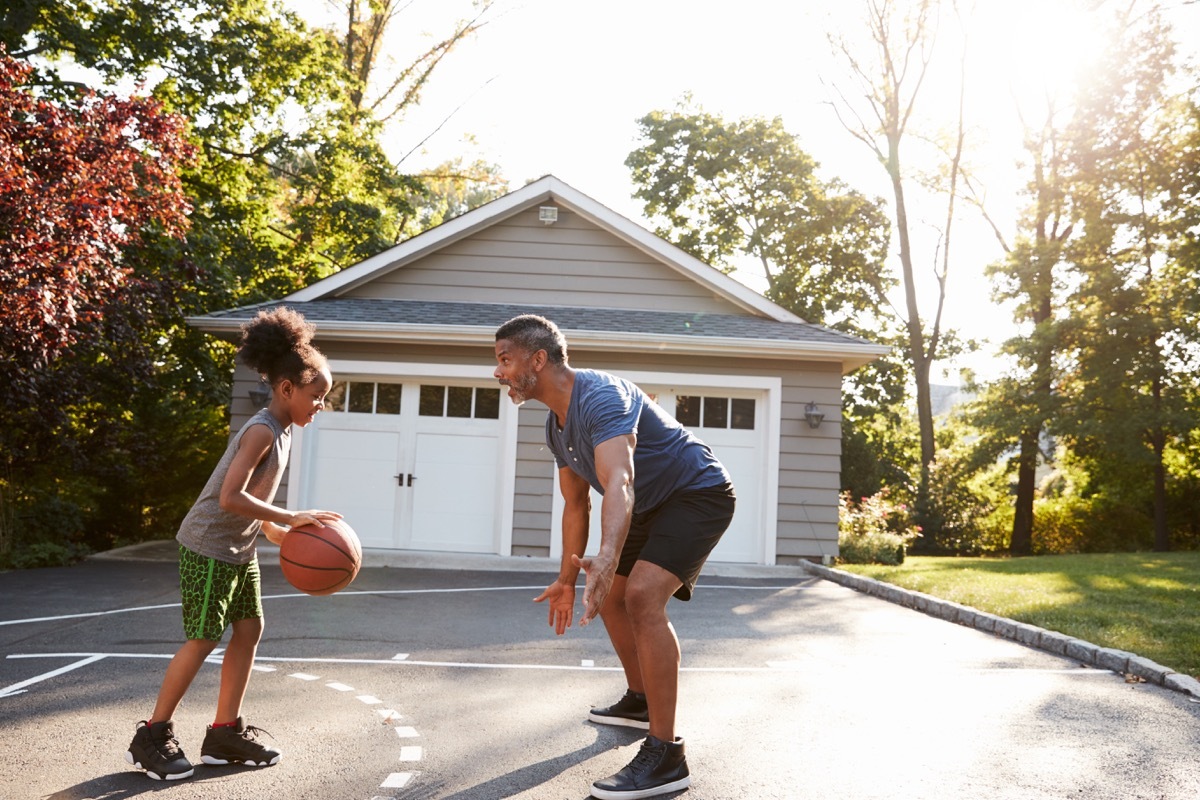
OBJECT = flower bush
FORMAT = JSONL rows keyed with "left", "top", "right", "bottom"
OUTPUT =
{"left": 837, "top": 489, "right": 922, "bottom": 565}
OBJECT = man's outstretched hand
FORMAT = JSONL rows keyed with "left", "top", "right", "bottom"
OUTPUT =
{"left": 533, "top": 580, "right": 576, "bottom": 635}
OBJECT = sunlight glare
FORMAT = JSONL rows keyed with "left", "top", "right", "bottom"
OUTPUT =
{"left": 970, "top": 0, "right": 1105, "bottom": 117}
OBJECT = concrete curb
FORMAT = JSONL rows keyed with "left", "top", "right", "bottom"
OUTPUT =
{"left": 802, "top": 561, "right": 1200, "bottom": 701}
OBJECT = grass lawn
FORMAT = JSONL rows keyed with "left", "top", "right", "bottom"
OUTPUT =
{"left": 838, "top": 552, "right": 1200, "bottom": 679}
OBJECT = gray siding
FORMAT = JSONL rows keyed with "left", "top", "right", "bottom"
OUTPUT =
{"left": 513, "top": 403, "right": 555, "bottom": 557}
{"left": 343, "top": 207, "right": 745, "bottom": 315}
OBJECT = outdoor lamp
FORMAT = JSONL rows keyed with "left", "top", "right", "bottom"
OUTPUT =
{"left": 804, "top": 401, "right": 825, "bottom": 429}
{"left": 249, "top": 378, "right": 272, "bottom": 407}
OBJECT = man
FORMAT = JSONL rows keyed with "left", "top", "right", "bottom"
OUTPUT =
{"left": 493, "top": 314, "right": 736, "bottom": 800}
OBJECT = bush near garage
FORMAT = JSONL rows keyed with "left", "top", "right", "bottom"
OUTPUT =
{"left": 837, "top": 490, "right": 922, "bottom": 565}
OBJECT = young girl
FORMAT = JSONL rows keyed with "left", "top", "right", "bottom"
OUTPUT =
{"left": 126, "top": 307, "right": 342, "bottom": 780}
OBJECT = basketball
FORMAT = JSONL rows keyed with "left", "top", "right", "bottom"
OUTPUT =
{"left": 279, "top": 519, "right": 362, "bottom": 596}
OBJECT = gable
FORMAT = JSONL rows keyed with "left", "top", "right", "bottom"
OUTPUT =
{"left": 342, "top": 204, "right": 747, "bottom": 315}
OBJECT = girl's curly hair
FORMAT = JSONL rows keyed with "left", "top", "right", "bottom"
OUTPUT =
{"left": 238, "top": 307, "right": 328, "bottom": 387}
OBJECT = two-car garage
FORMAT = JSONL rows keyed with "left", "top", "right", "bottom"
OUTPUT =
{"left": 286, "top": 363, "right": 778, "bottom": 565}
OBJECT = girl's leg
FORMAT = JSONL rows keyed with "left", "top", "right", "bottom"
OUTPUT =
{"left": 151, "top": 639, "right": 219, "bottom": 722}
{"left": 214, "top": 616, "right": 264, "bottom": 723}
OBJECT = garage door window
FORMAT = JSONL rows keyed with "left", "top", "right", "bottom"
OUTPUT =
{"left": 322, "top": 381, "right": 402, "bottom": 415}
{"left": 419, "top": 385, "right": 501, "bottom": 419}
{"left": 675, "top": 395, "right": 755, "bottom": 430}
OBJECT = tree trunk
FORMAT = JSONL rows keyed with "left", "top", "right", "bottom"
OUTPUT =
{"left": 1152, "top": 376, "right": 1170, "bottom": 552}
{"left": 887, "top": 141, "right": 934, "bottom": 470}
{"left": 1010, "top": 430, "right": 1039, "bottom": 555}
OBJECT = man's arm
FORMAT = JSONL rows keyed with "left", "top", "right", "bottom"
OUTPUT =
{"left": 533, "top": 465, "right": 592, "bottom": 635}
{"left": 577, "top": 433, "right": 636, "bottom": 624}
{"left": 559, "top": 465, "right": 592, "bottom": 578}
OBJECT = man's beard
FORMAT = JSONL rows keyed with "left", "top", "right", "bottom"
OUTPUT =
{"left": 507, "top": 372, "right": 537, "bottom": 405}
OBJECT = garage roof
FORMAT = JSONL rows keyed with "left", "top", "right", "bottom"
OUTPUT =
{"left": 188, "top": 298, "right": 888, "bottom": 372}
{"left": 185, "top": 175, "right": 890, "bottom": 372}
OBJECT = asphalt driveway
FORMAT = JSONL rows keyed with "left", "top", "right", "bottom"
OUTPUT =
{"left": 1, "top": 545, "right": 1198, "bottom": 799}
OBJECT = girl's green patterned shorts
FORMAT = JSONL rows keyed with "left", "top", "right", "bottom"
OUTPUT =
{"left": 178, "top": 545, "right": 263, "bottom": 641}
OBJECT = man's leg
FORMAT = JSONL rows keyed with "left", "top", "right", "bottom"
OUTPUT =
{"left": 622, "top": 560, "right": 683, "bottom": 742}
{"left": 598, "top": 573, "right": 644, "bottom": 693}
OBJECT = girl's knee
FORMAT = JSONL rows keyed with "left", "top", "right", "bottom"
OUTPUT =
{"left": 231, "top": 616, "right": 264, "bottom": 642}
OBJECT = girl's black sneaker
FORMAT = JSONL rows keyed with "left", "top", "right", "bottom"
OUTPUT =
{"left": 125, "top": 719, "right": 195, "bottom": 780}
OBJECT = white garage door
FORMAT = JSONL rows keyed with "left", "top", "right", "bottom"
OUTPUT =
{"left": 552, "top": 385, "right": 768, "bottom": 564}
{"left": 300, "top": 379, "right": 504, "bottom": 553}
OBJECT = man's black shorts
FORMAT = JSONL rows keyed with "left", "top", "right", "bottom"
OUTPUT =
{"left": 617, "top": 482, "right": 736, "bottom": 601}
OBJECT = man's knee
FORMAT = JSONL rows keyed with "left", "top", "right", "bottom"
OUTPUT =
{"left": 624, "top": 564, "right": 679, "bottom": 618}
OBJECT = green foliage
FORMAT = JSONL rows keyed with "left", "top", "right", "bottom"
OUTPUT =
{"left": 0, "top": 0, "right": 502, "bottom": 567}
{"left": 919, "top": 444, "right": 1009, "bottom": 556}
{"left": 837, "top": 490, "right": 922, "bottom": 565}
{"left": 0, "top": 480, "right": 93, "bottom": 569}
{"left": 625, "top": 102, "right": 893, "bottom": 335}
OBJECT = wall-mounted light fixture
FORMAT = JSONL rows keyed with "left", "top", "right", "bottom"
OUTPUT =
{"left": 538, "top": 205, "right": 559, "bottom": 225}
{"left": 804, "top": 401, "right": 825, "bottom": 429}
{"left": 249, "top": 378, "right": 272, "bottom": 407}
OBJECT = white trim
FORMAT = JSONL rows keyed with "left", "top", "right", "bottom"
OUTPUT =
{"left": 287, "top": 360, "right": 516, "bottom": 556}
{"left": 546, "top": 369, "right": 781, "bottom": 566}
{"left": 281, "top": 175, "right": 801, "bottom": 323}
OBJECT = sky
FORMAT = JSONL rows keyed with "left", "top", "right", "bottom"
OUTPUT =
{"left": 289, "top": 0, "right": 1200, "bottom": 383}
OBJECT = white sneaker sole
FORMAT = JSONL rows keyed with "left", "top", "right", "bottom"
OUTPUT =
{"left": 200, "top": 753, "right": 281, "bottom": 766}
{"left": 590, "top": 774, "right": 691, "bottom": 800}
{"left": 125, "top": 751, "right": 194, "bottom": 780}
{"left": 587, "top": 712, "right": 651, "bottom": 730}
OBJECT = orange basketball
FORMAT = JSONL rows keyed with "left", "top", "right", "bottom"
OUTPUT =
{"left": 279, "top": 519, "right": 362, "bottom": 596}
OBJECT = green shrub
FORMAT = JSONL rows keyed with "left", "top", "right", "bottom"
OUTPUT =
{"left": 2, "top": 540, "right": 86, "bottom": 569}
{"left": 838, "top": 490, "right": 922, "bottom": 565}
{"left": 0, "top": 483, "right": 94, "bottom": 569}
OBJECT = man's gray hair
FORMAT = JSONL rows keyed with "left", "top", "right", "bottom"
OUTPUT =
{"left": 495, "top": 314, "right": 568, "bottom": 365}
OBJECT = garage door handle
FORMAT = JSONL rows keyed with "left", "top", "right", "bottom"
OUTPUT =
{"left": 407, "top": 474, "right": 416, "bottom": 487}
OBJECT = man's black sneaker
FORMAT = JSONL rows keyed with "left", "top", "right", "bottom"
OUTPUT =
{"left": 125, "top": 719, "right": 195, "bottom": 780}
{"left": 591, "top": 735, "right": 690, "bottom": 800}
{"left": 588, "top": 689, "right": 650, "bottom": 729}
{"left": 199, "top": 717, "right": 282, "bottom": 766}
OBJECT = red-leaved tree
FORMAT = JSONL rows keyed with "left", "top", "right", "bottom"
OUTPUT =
{"left": 0, "top": 51, "right": 194, "bottom": 381}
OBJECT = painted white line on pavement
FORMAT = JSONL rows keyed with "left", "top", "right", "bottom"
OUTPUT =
{"left": 8, "top": 651, "right": 1123, "bottom": 677}
{"left": 326, "top": 682, "right": 355, "bottom": 691}
{"left": 357, "top": 694, "right": 382, "bottom": 704}
{"left": 393, "top": 726, "right": 419, "bottom": 738}
{"left": 0, "top": 654, "right": 107, "bottom": 697}
{"left": 0, "top": 585, "right": 799, "bottom": 627}
{"left": 0, "top": 602, "right": 182, "bottom": 627}
{"left": 399, "top": 746, "right": 422, "bottom": 761}
{"left": 381, "top": 772, "right": 415, "bottom": 788}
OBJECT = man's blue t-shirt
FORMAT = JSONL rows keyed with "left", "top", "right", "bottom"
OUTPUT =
{"left": 545, "top": 369, "right": 730, "bottom": 513}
